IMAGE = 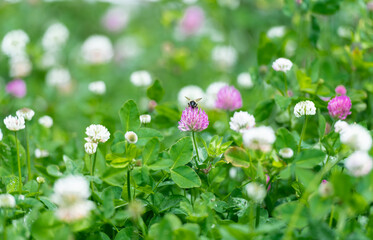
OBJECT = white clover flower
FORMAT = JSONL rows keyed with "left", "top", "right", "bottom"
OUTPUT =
{"left": 1, "top": 30, "right": 29, "bottom": 57}
{"left": 229, "top": 111, "right": 255, "bottom": 133}
{"left": 35, "top": 148, "right": 49, "bottom": 158}
{"left": 205, "top": 81, "right": 228, "bottom": 109}
{"left": 42, "top": 22, "right": 69, "bottom": 52}
{"left": 337, "top": 26, "right": 351, "bottom": 39}
{"left": 229, "top": 167, "right": 239, "bottom": 179}
{"left": 85, "top": 124, "right": 110, "bottom": 143}
{"left": 237, "top": 72, "right": 253, "bottom": 89}
{"left": 177, "top": 85, "right": 205, "bottom": 107}
{"left": 217, "top": 0, "right": 240, "bottom": 9}
{"left": 84, "top": 142, "right": 98, "bottom": 155}
{"left": 211, "top": 45, "right": 237, "bottom": 69}
{"left": 36, "top": 176, "right": 45, "bottom": 184}
{"left": 245, "top": 182, "right": 266, "bottom": 203}
{"left": 125, "top": 131, "right": 138, "bottom": 144}
{"left": 340, "top": 124, "right": 372, "bottom": 151}
{"left": 139, "top": 114, "right": 151, "bottom": 124}
{"left": 272, "top": 58, "right": 293, "bottom": 73}
{"left": 334, "top": 120, "right": 349, "bottom": 133}
{"left": 242, "top": 126, "right": 276, "bottom": 152}
{"left": 114, "top": 37, "right": 142, "bottom": 61}
{"left": 81, "top": 35, "right": 113, "bottom": 64}
{"left": 16, "top": 108, "right": 35, "bottom": 121}
{"left": 345, "top": 151, "right": 373, "bottom": 177}
{"left": 294, "top": 100, "right": 316, "bottom": 118}
{"left": 56, "top": 200, "right": 95, "bottom": 223}
{"left": 318, "top": 180, "right": 334, "bottom": 198}
{"left": 0, "top": 129, "right": 2, "bottom": 141}
{"left": 279, "top": 148, "right": 294, "bottom": 159}
{"left": 88, "top": 81, "right": 106, "bottom": 95}
{"left": 38, "top": 116, "right": 53, "bottom": 128}
{"left": 267, "top": 26, "right": 286, "bottom": 39}
{"left": 9, "top": 55, "right": 32, "bottom": 78}
{"left": 4, "top": 115, "right": 25, "bottom": 131}
{"left": 130, "top": 70, "right": 152, "bottom": 87}
{"left": 0, "top": 194, "right": 16, "bottom": 208}
{"left": 41, "top": 51, "right": 59, "bottom": 68}
{"left": 46, "top": 67, "right": 71, "bottom": 87}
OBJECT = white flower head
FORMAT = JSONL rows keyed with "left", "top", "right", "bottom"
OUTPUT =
{"left": 237, "top": 72, "right": 253, "bottom": 89}
{"left": 294, "top": 100, "right": 316, "bottom": 118}
{"left": 42, "top": 22, "right": 69, "bottom": 52}
{"left": 139, "top": 114, "right": 151, "bottom": 124}
{"left": 38, "top": 116, "right": 53, "bottom": 128}
{"left": 4, "top": 115, "right": 25, "bottom": 131}
{"left": 81, "top": 35, "right": 113, "bottom": 64}
{"left": 9, "top": 55, "right": 32, "bottom": 78}
{"left": 1, "top": 30, "right": 29, "bottom": 57}
{"left": 177, "top": 85, "right": 205, "bottom": 107}
{"left": 125, "top": 131, "right": 138, "bottom": 144}
{"left": 36, "top": 176, "right": 45, "bottom": 184}
{"left": 229, "top": 111, "right": 255, "bottom": 133}
{"left": 46, "top": 67, "right": 71, "bottom": 87}
{"left": 318, "top": 180, "right": 334, "bottom": 198}
{"left": 85, "top": 124, "right": 110, "bottom": 143}
{"left": 272, "top": 58, "right": 293, "bottom": 73}
{"left": 267, "top": 26, "right": 286, "bottom": 39}
{"left": 242, "top": 126, "right": 276, "bottom": 152}
{"left": 334, "top": 120, "right": 349, "bottom": 133}
{"left": 88, "top": 81, "right": 106, "bottom": 95}
{"left": 279, "top": 148, "right": 294, "bottom": 159}
{"left": 56, "top": 200, "right": 95, "bottom": 223}
{"left": 16, "top": 108, "right": 35, "bottom": 121}
{"left": 245, "top": 182, "right": 266, "bottom": 203}
{"left": 211, "top": 45, "right": 237, "bottom": 69}
{"left": 35, "top": 148, "right": 49, "bottom": 158}
{"left": 229, "top": 167, "right": 240, "bottom": 179}
{"left": 0, "top": 129, "right": 2, "bottom": 141}
{"left": 205, "top": 81, "right": 228, "bottom": 109}
{"left": 340, "top": 124, "right": 372, "bottom": 151}
{"left": 345, "top": 151, "right": 373, "bottom": 177}
{"left": 0, "top": 194, "right": 16, "bottom": 208}
{"left": 130, "top": 70, "right": 152, "bottom": 87}
{"left": 84, "top": 142, "right": 98, "bottom": 155}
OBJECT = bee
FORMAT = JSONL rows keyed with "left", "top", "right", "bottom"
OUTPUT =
{"left": 185, "top": 97, "right": 202, "bottom": 109}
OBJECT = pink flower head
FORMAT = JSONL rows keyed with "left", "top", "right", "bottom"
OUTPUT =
{"left": 101, "top": 8, "right": 129, "bottom": 32}
{"left": 180, "top": 6, "right": 204, "bottom": 36}
{"left": 178, "top": 106, "right": 209, "bottom": 132}
{"left": 266, "top": 174, "right": 271, "bottom": 191}
{"left": 335, "top": 85, "right": 346, "bottom": 96}
{"left": 327, "top": 95, "right": 352, "bottom": 120}
{"left": 322, "top": 180, "right": 328, "bottom": 184}
{"left": 6, "top": 79, "right": 26, "bottom": 98}
{"left": 215, "top": 86, "right": 242, "bottom": 111}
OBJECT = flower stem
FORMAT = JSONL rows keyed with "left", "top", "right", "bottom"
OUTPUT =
{"left": 3, "top": 210, "right": 6, "bottom": 240}
{"left": 255, "top": 204, "right": 260, "bottom": 228}
{"left": 91, "top": 151, "right": 97, "bottom": 177}
{"left": 127, "top": 169, "right": 132, "bottom": 202}
{"left": 191, "top": 131, "right": 200, "bottom": 169}
{"left": 329, "top": 205, "right": 334, "bottom": 227}
{"left": 15, "top": 132, "right": 22, "bottom": 195}
{"left": 283, "top": 72, "right": 288, "bottom": 97}
{"left": 297, "top": 115, "right": 308, "bottom": 153}
{"left": 25, "top": 124, "right": 32, "bottom": 181}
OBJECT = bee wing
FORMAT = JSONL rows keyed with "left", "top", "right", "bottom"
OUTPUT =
{"left": 185, "top": 96, "right": 191, "bottom": 101}
{"left": 195, "top": 98, "right": 202, "bottom": 102}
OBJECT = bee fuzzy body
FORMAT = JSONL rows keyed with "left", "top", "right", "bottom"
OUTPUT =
{"left": 185, "top": 97, "right": 202, "bottom": 109}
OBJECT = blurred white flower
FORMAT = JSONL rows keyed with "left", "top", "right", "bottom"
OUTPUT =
{"left": 340, "top": 124, "right": 372, "bottom": 151}
{"left": 125, "top": 131, "right": 138, "bottom": 144}
{"left": 205, "top": 81, "right": 228, "bottom": 109}
{"left": 0, "top": 194, "right": 16, "bottom": 208}
{"left": 1, "top": 30, "right": 29, "bottom": 57}
{"left": 245, "top": 182, "right": 266, "bottom": 203}
{"left": 279, "top": 148, "right": 294, "bottom": 159}
{"left": 101, "top": 7, "right": 129, "bottom": 32}
{"left": 38, "top": 115, "right": 53, "bottom": 128}
{"left": 285, "top": 40, "right": 297, "bottom": 57}
{"left": 130, "top": 70, "right": 152, "bottom": 87}
{"left": 334, "top": 120, "right": 348, "bottom": 133}
{"left": 0, "top": 129, "right": 2, "bottom": 141}
{"left": 16, "top": 108, "right": 35, "bottom": 121}
{"left": 46, "top": 67, "right": 71, "bottom": 87}
{"left": 88, "top": 81, "right": 106, "bottom": 95}
{"left": 229, "top": 167, "right": 240, "bottom": 179}
{"left": 294, "top": 100, "right": 316, "bottom": 118}
{"left": 42, "top": 22, "right": 69, "bottom": 52}
{"left": 9, "top": 55, "right": 32, "bottom": 78}
{"left": 81, "top": 35, "right": 113, "bottom": 64}
{"left": 229, "top": 111, "right": 255, "bottom": 133}
{"left": 35, "top": 148, "right": 50, "bottom": 158}
{"left": 84, "top": 142, "right": 98, "bottom": 155}
{"left": 177, "top": 85, "right": 205, "bottom": 107}
{"left": 114, "top": 37, "right": 142, "bottom": 61}
{"left": 237, "top": 72, "right": 253, "bottom": 89}
{"left": 345, "top": 151, "right": 373, "bottom": 177}
{"left": 56, "top": 200, "right": 95, "bottom": 223}
{"left": 267, "top": 26, "right": 286, "bottom": 39}
{"left": 242, "top": 126, "right": 276, "bottom": 152}
{"left": 211, "top": 45, "right": 237, "bottom": 69}
{"left": 85, "top": 124, "right": 110, "bottom": 143}
{"left": 217, "top": 0, "right": 240, "bottom": 9}
{"left": 272, "top": 58, "right": 293, "bottom": 73}
{"left": 318, "top": 180, "right": 334, "bottom": 198}
{"left": 139, "top": 114, "right": 151, "bottom": 124}
{"left": 4, "top": 115, "right": 25, "bottom": 131}
{"left": 36, "top": 176, "right": 45, "bottom": 184}
{"left": 337, "top": 26, "right": 351, "bottom": 39}
{"left": 41, "top": 51, "right": 59, "bottom": 68}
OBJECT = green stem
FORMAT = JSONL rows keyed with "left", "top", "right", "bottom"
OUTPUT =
{"left": 91, "top": 151, "right": 97, "bottom": 177}
{"left": 329, "top": 205, "right": 334, "bottom": 227}
{"left": 255, "top": 205, "right": 260, "bottom": 228}
{"left": 15, "top": 132, "right": 22, "bottom": 195}
{"left": 3, "top": 210, "right": 6, "bottom": 240}
{"left": 25, "top": 125, "right": 31, "bottom": 181}
{"left": 191, "top": 131, "right": 200, "bottom": 169}
{"left": 297, "top": 115, "right": 308, "bottom": 153}
{"left": 127, "top": 169, "right": 131, "bottom": 202}
{"left": 284, "top": 73, "right": 288, "bottom": 97}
